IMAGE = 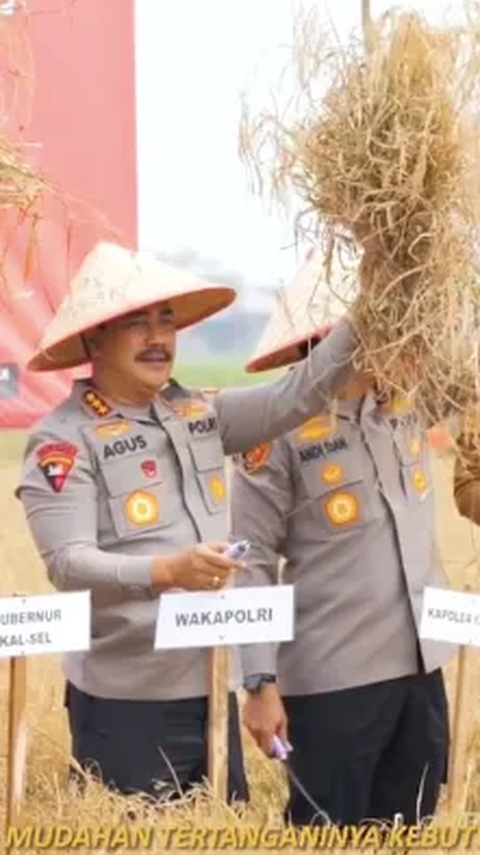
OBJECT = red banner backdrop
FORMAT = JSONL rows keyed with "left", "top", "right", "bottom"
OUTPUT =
{"left": 0, "top": 0, "right": 136, "bottom": 427}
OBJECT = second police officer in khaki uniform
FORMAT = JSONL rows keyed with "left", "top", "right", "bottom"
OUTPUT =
{"left": 16, "top": 241, "right": 360, "bottom": 803}
{"left": 230, "top": 250, "right": 456, "bottom": 827}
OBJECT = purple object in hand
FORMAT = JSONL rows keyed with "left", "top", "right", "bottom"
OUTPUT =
{"left": 271, "top": 734, "right": 290, "bottom": 761}
{"left": 223, "top": 540, "right": 250, "bottom": 560}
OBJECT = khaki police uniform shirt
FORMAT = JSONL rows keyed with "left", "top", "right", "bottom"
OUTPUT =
{"left": 230, "top": 393, "right": 457, "bottom": 696}
{"left": 16, "top": 318, "right": 357, "bottom": 701}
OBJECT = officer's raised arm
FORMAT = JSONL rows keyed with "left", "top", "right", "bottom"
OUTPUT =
{"left": 213, "top": 315, "right": 357, "bottom": 456}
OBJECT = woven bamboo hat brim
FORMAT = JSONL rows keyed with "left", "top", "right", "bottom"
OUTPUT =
{"left": 245, "top": 249, "right": 358, "bottom": 373}
{"left": 28, "top": 241, "right": 237, "bottom": 372}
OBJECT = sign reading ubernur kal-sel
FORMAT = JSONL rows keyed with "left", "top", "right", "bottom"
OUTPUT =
{"left": 0, "top": 590, "right": 91, "bottom": 658}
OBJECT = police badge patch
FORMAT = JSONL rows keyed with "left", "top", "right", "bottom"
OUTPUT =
{"left": 241, "top": 443, "right": 271, "bottom": 474}
{"left": 36, "top": 442, "right": 79, "bottom": 493}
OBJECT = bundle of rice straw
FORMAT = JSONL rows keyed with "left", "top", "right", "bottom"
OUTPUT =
{"left": 239, "top": 5, "right": 480, "bottom": 427}
{"left": 0, "top": 2, "right": 47, "bottom": 213}
{"left": 0, "top": 134, "right": 45, "bottom": 211}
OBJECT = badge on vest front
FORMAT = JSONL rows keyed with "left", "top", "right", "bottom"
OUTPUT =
{"left": 124, "top": 490, "right": 160, "bottom": 526}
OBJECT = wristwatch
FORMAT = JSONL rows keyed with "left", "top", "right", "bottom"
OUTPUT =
{"left": 243, "top": 673, "right": 277, "bottom": 693}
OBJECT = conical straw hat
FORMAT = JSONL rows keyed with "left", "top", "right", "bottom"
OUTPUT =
{"left": 245, "top": 248, "right": 359, "bottom": 373}
{"left": 28, "top": 241, "right": 237, "bottom": 372}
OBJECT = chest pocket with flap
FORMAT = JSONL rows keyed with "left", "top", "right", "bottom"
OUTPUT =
{"left": 187, "top": 424, "right": 227, "bottom": 516}
{"left": 85, "top": 426, "right": 168, "bottom": 541}
{"left": 391, "top": 418, "right": 433, "bottom": 505}
{"left": 294, "top": 438, "right": 379, "bottom": 535}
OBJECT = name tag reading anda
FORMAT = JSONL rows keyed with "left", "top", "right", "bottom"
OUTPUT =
{"left": 0, "top": 591, "right": 91, "bottom": 658}
{"left": 155, "top": 585, "right": 294, "bottom": 649}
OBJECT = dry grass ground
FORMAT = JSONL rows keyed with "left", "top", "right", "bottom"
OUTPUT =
{"left": 0, "top": 432, "right": 479, "bottom": 852}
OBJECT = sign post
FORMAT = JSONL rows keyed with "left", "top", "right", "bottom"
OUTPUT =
{"left": 208, "top": 647, "right": 229, "bottom": 802}
{"left": 156, "top": 584, "right": 295, "bottom": 799}
{"left": 420, "top": 585, "right": 478, "bottom": 814}
{"left": 6, "top": 654, "right": 27, "bottom": 829}
{"left": 0, "top": 589, "right": 91, "bottom": 836}
{"left": 447, "top": 638, "right": 472, "bottom": 814}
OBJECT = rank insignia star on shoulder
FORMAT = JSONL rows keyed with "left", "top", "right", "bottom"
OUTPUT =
{"left": 82, "top": 389, "right": 113, "bottom": 418}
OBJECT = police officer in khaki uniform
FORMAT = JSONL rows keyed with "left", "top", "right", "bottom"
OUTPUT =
{"left": 230, "top": 250, "right": 456, "bottom": 826}
{"left": 16, "top": 241, "right": 359, "bottom": 802}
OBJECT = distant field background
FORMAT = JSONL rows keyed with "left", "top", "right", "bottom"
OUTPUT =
{"left": 175, "top": 360, "right": 281, "bottom": 388}
{"left": 1, "top": 367, "right": 480, "bottom": 852}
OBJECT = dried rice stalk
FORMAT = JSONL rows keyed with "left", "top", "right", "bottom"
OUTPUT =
{"left": 0, "top": 3, "right": 45, "bottom": 213}
{"left": 0, "top": 134, "right": 45, "bottom": 211}
{"left": 239, "top": 6, "right": 480, "bottom": 426}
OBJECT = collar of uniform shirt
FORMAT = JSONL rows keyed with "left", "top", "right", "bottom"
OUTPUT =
{"left": 74, "top": 378, "right": 163, "bottom": 425}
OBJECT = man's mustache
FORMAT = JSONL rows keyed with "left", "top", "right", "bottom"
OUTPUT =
{"left": 136, "top": 346, "right": 172, "bottom": 363}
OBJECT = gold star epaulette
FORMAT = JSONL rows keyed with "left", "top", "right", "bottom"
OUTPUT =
{"left": 82, "top": 389, "right": 113, "bottom": 418}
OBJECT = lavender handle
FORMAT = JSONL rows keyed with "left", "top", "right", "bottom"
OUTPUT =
{"left": 223, "top": 540, "right": 250, "bottom": 560}
{"left": 271, "top": 734, "right": 290, "bottom": 761}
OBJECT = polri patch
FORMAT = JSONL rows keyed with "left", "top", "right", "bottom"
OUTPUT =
{"left": 82, "top": 389, "right": 113, "bottom": 418}
{"left": 241, "top": 443, "right": 271, "bottom": 474}
{"left": 36, "top": 441, "right": 79, "bottom": 493}
{"left": 188, "top": 415, "right": 218, "bottom": 436}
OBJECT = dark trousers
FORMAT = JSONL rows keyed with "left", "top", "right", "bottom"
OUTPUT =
{"left": 283, "top": 669, "right": 449, "bottom": 827}
{"left": 64, "top": 682, "right": 249, "bottom": 803}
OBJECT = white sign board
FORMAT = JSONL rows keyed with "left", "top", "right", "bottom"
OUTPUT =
{"left": 0, "top": 591, "right": 91, "bottom": 658}
{"left": 155, "top": 584, "right": 294, "bottom": 650}
{"left": 420, "top": 586, "right": 480, "bottom": 647}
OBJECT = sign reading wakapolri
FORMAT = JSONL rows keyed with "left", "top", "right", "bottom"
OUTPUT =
{"left": 420, "top": 586, "right": 480, "bottom": 646}
{"left": 155, "top": 585, "right": 294, "bottom": 649}
{"left": 0, "top": 591, "right": 91, "bottom": 658}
